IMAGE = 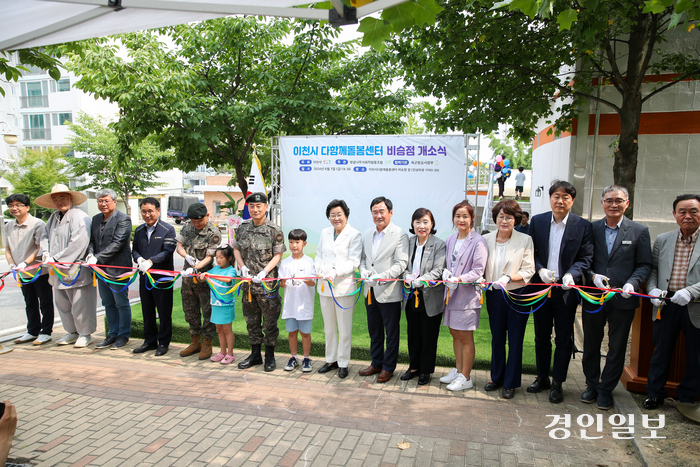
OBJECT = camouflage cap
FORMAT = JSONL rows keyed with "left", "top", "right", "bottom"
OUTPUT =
{"left": 187, "top": 202, "right": 208, "bottom": 219}
{"left": 246, "top": 192, "right": 268, "bottom": 204}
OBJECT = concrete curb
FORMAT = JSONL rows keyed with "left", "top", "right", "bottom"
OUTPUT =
{"left": 574, "top": 310, "right": 651, "bottom": 467}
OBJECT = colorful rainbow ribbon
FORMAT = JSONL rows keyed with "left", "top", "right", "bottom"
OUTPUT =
{"left": 90, "top": 265, "right": 139, "bottom": 293}
{"left": 498, "top": 285, "right": 552, "bottom": 314}
{"left": 205, "top": 277, "right": 243, "bottom": 305}
{"left": 0, "top": 271, "right": 10, "bottom": 292}
{"left": 10, "top": 263, "right": 44, "bottom": 286}
{"left": 48, "top": 263, "right": 83, "bottom": 287}
{"left": 144, "top": 270, "right": 181, "bottom": 290}
{"left": 576, "top": 286, "right": 617, "bottom": 313}
{"left": 324, "top": 277, "right": 364, "bottom": 310}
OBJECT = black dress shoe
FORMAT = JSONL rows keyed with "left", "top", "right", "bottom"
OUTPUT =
{"left": 111, "top": 336, "right": 129, "bottom": 349}
{"left": 502, "top": 388, "right": 515, "bottom": 399}
{"left": 133, "top": 342, "right": 157, "bottom": 354}
{"left": 418, "top": 374, "right": 431, "bottom": 386}
{"left": 400, "top": 369, "right": 418, "bottom": 381}
{"left": 484, "top": 381, "right": 503, "bottom": 391}
{"left": 338, "top": 367, "right": 348, "bottom": 379}
{"left": 527, "top": 377, "right": 551, "bottom": 393}
{"left": 318, "top": 362, "right": 339, "bottom": 373}
{"left": 643, "top": 396, "right": 665, "bottom": 410}
{"left": 580, "top": 386, "right": 598, "bottom": 404}
{"left": 155, "top": 345, "right": 169, "bottom": 356}
{"left": 549, "top": 380, "right": 563, "bottom": 404}
{"left": 96, "top": 336, "right": 117, "bottom": 349}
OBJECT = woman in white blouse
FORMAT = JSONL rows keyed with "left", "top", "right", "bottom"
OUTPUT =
{"left": 315, "top": 199, "right": 362, "bottom": 379}
{"left": 482, "top": 200, "right": 535, "bottom": 399}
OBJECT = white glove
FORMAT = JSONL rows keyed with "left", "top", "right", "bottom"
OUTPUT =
{"left": 42, "top": 252, "right": 53, "bottom": 264}
{"left": 9, "top": 263, "right": 16, "bottom": 270}
{"left": 492, "top": 275, "right": 510, "bottom": 290}
{"left": 252, "top": 270, "right": 267, "bottom": 284}
{"left": 593, "top": 274, "right": 609, "bottom": 289}
{"left": 184, "top": 268, "right": 194, "bottom": 276}
{"left": 411, "top": 279, "right": 424, "bottom": 288}
{"left": 185, "top": 254, "right": 197, "bottom": 267}
{"left": 539, "top": 268, "right": 555, "bottom": 284}
{"left": 671, "top": 289, "right": 693, "bottom": 307}
{"left": 285, "top": 279, "right": 296, "bottom": 287}
{"left": 292, "top": 278, "right": 303, "bottom": 287}
{"left": 325, "top": 268, "right": 336, "bottom": 282}
{"left": 370, "top": 274, "right": 383, "bottom": 286}
{"left": 442, "top": 269, "right": 452, "bottom": 281}
{"left": 621, "top": 283, "right": 635, "bottom": 299}
{"left": 446, "top": 277, "right": 460, "bottom": 290}
{"left": 649, "top": 288, "right": 664, "bottom": 308}
{"left": 136, "top": 257, "right": 144, "bottom": 267}
{"left": 14, "top": 262, "right": 27, "bottom": 271}
{"left": 139, "top": 259, "right": 153, "bottom": 273}
{"left": 360, "top": 269, "right": 371, "bottom": 279}
{"left": 364, "top": 273, "right": 378, "bottom": 287}
{"left": 240, "top": 265, "right": 250, "bottom": 278}
{"left": 404, "top": 273, "right": 415, "bottom": 285}
{"left": 561, "top": 273, "right": 575, "bottom": 290}
{"left": 86, "top": 254, "right": 98, "bottom": 266}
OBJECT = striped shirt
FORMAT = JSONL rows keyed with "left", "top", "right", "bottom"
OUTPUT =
{"left": 668, "top": 228, "right": 699, "bottom": 292}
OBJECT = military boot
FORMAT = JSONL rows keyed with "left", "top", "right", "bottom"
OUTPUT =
{"left": 199, "top": 337, "right": 213, "bottom": 360}
{"left": 264, "top": 345, "right": 276, "bottom": 372}
{"left": 238, "top": 344, "right": 263, "bottom": 369}
{"left": 180, "top": 334, "right": 201, "bottom": 357}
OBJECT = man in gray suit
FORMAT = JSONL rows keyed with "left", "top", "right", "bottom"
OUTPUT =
{"left": 359, "top": 197, "right": 409, "bottom": 383}
{"left": 582, "top": 186, "right": 652, "bottom": 410}
{"left": 87, "top": 189, "right": 133, "bottom": 350}
{"left": 644, "top": 194, "right": 700, "bottom": 409}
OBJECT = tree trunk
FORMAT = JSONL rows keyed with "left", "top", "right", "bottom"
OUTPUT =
{"left": 615, "top": 104, "right": 640, "bottom": 220}
{"left": 122, "top": 193, "right": 131, "bottom": 217}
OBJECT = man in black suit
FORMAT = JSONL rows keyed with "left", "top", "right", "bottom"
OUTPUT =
{"left": 582, "top": 186, "right": 652, "bottom": 410}
{"left": 87, "top": 189, "right": 133, "bottom": 350}
{"left": 132, "top": 197, "right": 177, "bottom": 356}
{"left": 527, "top": 180, "right": 594, "bottom": 403}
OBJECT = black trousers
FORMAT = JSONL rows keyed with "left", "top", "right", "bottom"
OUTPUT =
{"left": 21, "top": 273, "right": 54, "bottom": 336}
{"left": 405, "top": 289, "right": 442, "bottom": 375}
{"left": 139, "top": 274, "right": 174, "bottom": 347}
{"left": 582, "top": 302, "right": 635, "bottom": 394}
{"left": 533, "top": 287, "right": 576, "bottom": 383}
{"left": 646, "top": 301, "right": 700, "bottom": 402}
{"left": 365, "top": 289, "right": 402, "bottom": 373}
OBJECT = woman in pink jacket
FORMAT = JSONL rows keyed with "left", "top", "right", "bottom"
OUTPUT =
{"left": 440, "top": 200, "right": 488, "bottom": 391}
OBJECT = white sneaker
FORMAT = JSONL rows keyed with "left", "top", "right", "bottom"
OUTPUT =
{"left": 74, "top": 335, "right": 92, "bottom": 348}
{"left": 56, "top": 332, "right": 79, "bottom": 345}
{"left": 15, "top": 333, "right": 38, "bottom": 344}
{"left": 33, "top": 334, "right": 52, "bottom": 345}
{"left": 447, "top": 374, "right": 473, "bottom": 392}
{"left": 439, "top": 368, "right": 459, "bottom": 384}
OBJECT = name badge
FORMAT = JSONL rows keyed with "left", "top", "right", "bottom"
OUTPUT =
{"left": 622, "top": 240, "right": 632, "bottom": 245}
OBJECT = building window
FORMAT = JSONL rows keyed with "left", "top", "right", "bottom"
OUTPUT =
{"left": 58, "top": 112, "right": 72, "bottom": 125}
{"left": 214, "top": 201, "right": 221, "bottom": 215}
{"left": 57, "top": 78, "right": 70, "bottom": 92}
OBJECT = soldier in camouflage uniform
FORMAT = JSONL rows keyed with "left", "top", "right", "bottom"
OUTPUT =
{"left": 176, "top": 203, "right": 221, "bottom": 360}
{"left": 232, "top": 192, "right": 286, "bottom": 371}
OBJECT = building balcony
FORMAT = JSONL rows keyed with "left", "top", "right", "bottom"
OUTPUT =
{"left": 20, "top": 95, "right": 49, "bottom": 108}
{"left": 23, "top": 128, "right": 52, "bottom": 141}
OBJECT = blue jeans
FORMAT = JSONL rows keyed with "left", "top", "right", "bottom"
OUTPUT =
{"left": 98, "top": 280, "right": 132, "bottom": 338}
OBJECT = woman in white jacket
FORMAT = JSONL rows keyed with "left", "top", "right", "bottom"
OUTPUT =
{"left": 315, "top": 199, "right": 362, "bottom": 379}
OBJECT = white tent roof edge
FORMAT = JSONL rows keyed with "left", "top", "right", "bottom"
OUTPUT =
{"left": 1, "top": 0, "right": 409, "bottom": 52}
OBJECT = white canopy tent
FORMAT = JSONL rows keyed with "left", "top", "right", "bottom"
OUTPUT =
{"left": 0, "top": 0, "right": 407, "bottom": 51}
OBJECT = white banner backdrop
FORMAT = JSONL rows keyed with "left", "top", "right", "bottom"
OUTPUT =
{"left": 280, "top": 135, "right": 466, "bottom": 248}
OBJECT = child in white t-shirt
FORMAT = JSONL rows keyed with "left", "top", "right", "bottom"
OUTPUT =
{"left": 279, "top": 229, "right": 316, "bottom": 372}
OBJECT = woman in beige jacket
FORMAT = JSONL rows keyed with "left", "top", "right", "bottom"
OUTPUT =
{"left": 482, "top": 200, "right": 535, "bottom": 399}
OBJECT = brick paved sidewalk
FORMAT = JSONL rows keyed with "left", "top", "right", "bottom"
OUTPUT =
{"left": 1, "top": 323, "right": 642, "bottom": 467}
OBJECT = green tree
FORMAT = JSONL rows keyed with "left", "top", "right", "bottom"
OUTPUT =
{"left": 66, "top": 18, "right": 412, "bottom": 194}
{"left": 393, "top": 0, "right": 700, "bottom": 218}
{"left": 5, "top": 148, "right": 68, "bottom": 219}
{"left": 66, "top": 112, "right": 167, "bottom": 216}
{"left": 487, "top": 133, "right": 532, "bottom": 169}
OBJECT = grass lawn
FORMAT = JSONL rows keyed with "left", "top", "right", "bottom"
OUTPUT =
{"left": 127, "top": 287, "right": 539, "bottom": 373}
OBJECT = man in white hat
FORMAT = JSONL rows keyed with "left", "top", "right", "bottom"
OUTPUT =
{"left": 37, "top": 184, "right": 96, "bottom": 348}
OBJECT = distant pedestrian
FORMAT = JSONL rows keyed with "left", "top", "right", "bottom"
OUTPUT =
{"left": 515, "top": 211, "right": 529, "bottom": 234}
{"left": 5, "top": 193, "right": 54, "bottom": 346}
{"left": 515, "top": 167, "right": 526, "bottom": 200}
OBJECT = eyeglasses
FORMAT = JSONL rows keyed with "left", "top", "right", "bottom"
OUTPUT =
{"left": 496, "top": 215, "right": 515, "bottom": 222}
{"left": 602, "top": 198, "right": 627, "bottom": 206}
{"left": 7, "top": 204, "right": 27, "bottom": 209}
{"left": 329, "top": 214, "right": 345, "bottom": 219}
{"left": 97, "top": 199, "right": 114, "bottom": 205}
